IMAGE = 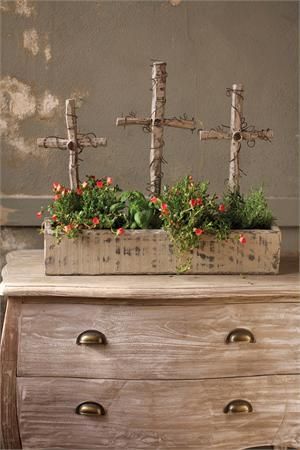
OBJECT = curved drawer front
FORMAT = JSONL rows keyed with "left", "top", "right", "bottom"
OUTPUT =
{"left": 18, "top": 302, "right": 300, "bottom": 379}
{"left": 17, "top": 375, "right": 300, "bottom": 450}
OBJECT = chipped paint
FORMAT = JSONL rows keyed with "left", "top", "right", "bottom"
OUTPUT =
{"left": 0, "top": 1, "right": 10, "bottom": 12}
{"left": 0, "top": 76, "right": 36, "bottom": 120}
{"left": 168, "top": 0, "right": 182, "bottom": 6}
{"left": 38, "top": 91, "right": 59, "bottom": 119}
{"left": 0, "top": 76, "right": 61, "bottom": 154}
{"left": 23, "top": 28, "right": 39, "bottom": 56}
{"left": 44, "top": 44, "right": 52, "bottom": 63}
{"left": 15, "top": 0, "right": 35, "bottom": 17}
{"left": 70, "top": 89, "right": 89, "bottom": 108}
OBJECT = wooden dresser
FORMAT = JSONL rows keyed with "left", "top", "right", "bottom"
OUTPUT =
{"left": 1, "top": 250, "right": 300, "bottom": 450}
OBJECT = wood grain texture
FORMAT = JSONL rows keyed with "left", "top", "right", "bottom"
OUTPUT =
{"left": 18, "top": 302, "right": 300, "bottom": 379}
{"left": 0, "top": 298, "right": 22, "bottom": 449}
{"left": 44, "top": 227, "right": 281, "bottom": 275}
{"left": 17, "top": 375, "right": 300, "bottom": 450}
{"left": 1, "top": 250, "right": 299, "bottom": 300}
{"left": 37, "top": 136, "right": 107, "bottom": 148}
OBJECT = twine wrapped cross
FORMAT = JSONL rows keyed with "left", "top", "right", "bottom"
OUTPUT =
{"left": 199, "top": 84, "right": 273, "bottom": 191}
{"left": 116, "top": 61, "right": 196, "bottom": 195}
{"left": 37, "top": 99, "right": 107, "bottom": 190}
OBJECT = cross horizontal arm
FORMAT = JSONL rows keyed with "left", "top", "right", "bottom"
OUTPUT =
{"left": 116, "top": 116, "right": 196, "bottom": 130}
{"left": 199, "top": 130, "right": 231, "bottom": 140}
{"left": 37, "top": 137, "right": 107, "bottom": 149}
{"left": 241, "top": 129, "right": 273, "bottom": 141}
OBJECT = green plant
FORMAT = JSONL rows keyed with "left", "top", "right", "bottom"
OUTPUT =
{"left": 37, "top": 175, "right": 275, "bottom": 273}
{"left": 150, "top": 176, "right": 231, "bottom": 271}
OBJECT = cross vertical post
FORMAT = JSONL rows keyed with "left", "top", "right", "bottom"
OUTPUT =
{"left": 66, "top": 99, "right": 79, "bottom": 190}
{"left": 150, "top": 62, "right": 167, "bottom": 194}
{"left": 229, "top": 83, "right": 244, "bottom": 191}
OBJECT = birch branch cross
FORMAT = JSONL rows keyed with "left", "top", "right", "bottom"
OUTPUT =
{"left": 199, "top": 84, "right": 273, "bottom": 191}
{"left": 37, "top": 99, "right": 107, "bottom": 190}
{"left": 116, "top": 61, "right": 196, "bottom": 195}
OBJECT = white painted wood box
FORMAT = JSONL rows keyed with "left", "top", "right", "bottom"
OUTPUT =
{"left": 44, "top": 226, "right": 281, "bottom": 275}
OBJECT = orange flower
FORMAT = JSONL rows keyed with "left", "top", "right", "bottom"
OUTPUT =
{"left": 63, "top": 224, "right": 74, "bottom": 233}
{"left": 161, "top": 203, "right": 169, "bottom": 214}
{"left": 92, "top": 216, "right": 100, "bottom": 225}
{"left": 36, "top": 211, "right": 42, "bottom": 218}
{"left": 51, "top": 214, "right": 57, "bottom": 221}
{"left": 150, "top": 196, "right": 158, "bottom": 203}
{"left": 218, "top": 203, "right": 225, "bottom": 212}
{"left": 96, "top": 180, "right": 104, "bottom": 188}
{"left": 106, "top": 177, "right": 113, "bottom": 185}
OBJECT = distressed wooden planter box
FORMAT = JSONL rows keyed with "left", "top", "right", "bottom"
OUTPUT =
{"left": 44, "top": 226, "right": 281, "bottom": 275}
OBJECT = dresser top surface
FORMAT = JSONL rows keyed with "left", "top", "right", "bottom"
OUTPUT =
{"left": 1, "top": 250, "right": 299, "bottom": 300}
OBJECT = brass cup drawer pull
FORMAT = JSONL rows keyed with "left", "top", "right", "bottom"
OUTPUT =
{"left": 226, "top": 328, "right": 255, "bottom": 344}
{"left": 224, "top": 399, "right": 253, "bottom": 414}
{"left": 76, "top": 401, "right": 105, "bottom": 416}
{"left": 76, "top": 330, "right": 107, "bottom": 345}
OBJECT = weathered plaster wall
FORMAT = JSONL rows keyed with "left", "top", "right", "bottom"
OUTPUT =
{"left": 0, "top": 0, "right": 299, "bottom": 266}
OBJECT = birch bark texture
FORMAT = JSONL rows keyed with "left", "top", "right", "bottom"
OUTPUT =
{"left": 37, "top": 99, "right": 107, "bottom": 190}
{"left": 150, "top": 62, "right": 167, "bottom": 194}
{"left": 116, "top": 61, "right": 196, "bottom": 195}
{"left": 199, "top": 84, "right": 273, "bottom": 192}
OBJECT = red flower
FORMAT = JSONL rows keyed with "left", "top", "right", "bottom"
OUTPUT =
{"left": 196, "top": 197, "right": 203, "bottom": 206}
{"left": 161, "top": 203, "right": 169, "bottom": 214}
{"left": 53, "top": 194, "right": 61, "bottom": 201}
{"left": 92, "top": 216, "right": 100, "bottom": 225}
{"left": 189, "top": 198, "right": 197, "bottom": 208}
{"left": 36, "top": 211, "right": 42, "bottom": 218}
{"left": 116, "top": 227, "right": 125, "bottom": 236}
{"left": 219, "top": 203, "right": 225, "bottom": 212}
{"left": 194, "top": 228, "right": 204, "bottom": 236}
{"left": 51, "top": 214, "right": 57, "bottom": 222}
{"left": 76, "top": 187, "right": 83, "bottom": 195}
{"left": 96, "top": 180, "right": 104, "bottom": 188}
{"left": 150, "top": 196, "right": 158, "bottom": 204}
{"left": 63, "top": 224, "right": 74, "bottom": 233}
{"left": 106, "top": 177, "right": 113, "bottom": 185}
{"left": 239, "top": 234, "right": 246, "bottom": 244}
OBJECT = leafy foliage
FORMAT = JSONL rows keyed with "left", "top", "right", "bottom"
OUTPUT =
{"left": 37, "top": 175, "right": 275, "bottom": 272}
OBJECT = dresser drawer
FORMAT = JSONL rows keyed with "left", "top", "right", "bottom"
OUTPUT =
{"left": 17, "top": 375, "right": 300, "bottom": 450}
{"left": 18, "top": 302, "right": 300, "bottom": 379}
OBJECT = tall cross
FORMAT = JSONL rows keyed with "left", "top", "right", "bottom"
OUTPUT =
{"left": 116, "top": 61, "right": 196, "bottom": 195}
{"left": 37, "top": 99, "right": 107, "bottom": 190}
{"left": 199, "top": 83, "right": 273, "bottom": 191}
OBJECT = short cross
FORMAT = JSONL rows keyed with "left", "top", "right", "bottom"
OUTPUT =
{"left": 116, "top": 61, "right": 196, "bottom": 195}
{"left": 37, "top": 99, "right": 107, "bottom": 190}
{"left": 199, "top": 83, "right": 273, "bottom": 191}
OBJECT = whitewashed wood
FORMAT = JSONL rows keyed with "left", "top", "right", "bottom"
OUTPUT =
{"left": 1, "top": 250, "right": 299, "bottom": 300}
{"left": 44, "top": 227, "right": 281, "bottom": 275}
{"left": 116, "top": 116, "right": 196, "bottom": 130}
{"left": 0, "top": 298, "right": 21, "bottom": 449}
{"left": 37, "top": 136, "right": 107, "bottom": 148}
{"left": 17, "top": 375, "right": 300, "bottom": 450}
{"left": 18, "top": 302, "right": 300, "bottom": 379}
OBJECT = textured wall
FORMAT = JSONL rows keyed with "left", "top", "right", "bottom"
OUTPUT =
{"left": 0, "top": 0, "right": 299, "bottom": 253}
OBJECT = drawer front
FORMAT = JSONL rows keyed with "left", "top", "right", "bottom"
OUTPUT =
{"left": 17, "top": 375, "right": 300, "bottom": 450}
{"left": 18, "top": 302, "right": 300, "bottom": 379}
